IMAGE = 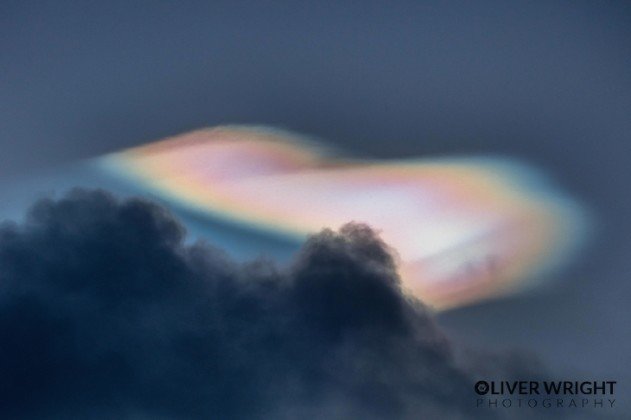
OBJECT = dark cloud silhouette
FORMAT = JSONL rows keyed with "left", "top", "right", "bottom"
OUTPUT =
{"left": 0, "top": 190, "right": 575, "bottom": 419}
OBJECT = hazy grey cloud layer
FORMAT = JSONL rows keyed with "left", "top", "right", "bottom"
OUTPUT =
{"left": 0, "top": 190, "right": 581, "bottom": 419}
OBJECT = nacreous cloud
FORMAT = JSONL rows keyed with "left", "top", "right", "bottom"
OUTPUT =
{"left": 0, "top": 190, "right": 553, "bottom": 419}
{"left": 98, "top": 126, "right": 589, "bottom": 309}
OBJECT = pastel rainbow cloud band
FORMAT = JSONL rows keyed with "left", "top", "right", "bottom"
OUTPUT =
{"left": 99, "top": 126, "right": 588, "bottom": 310}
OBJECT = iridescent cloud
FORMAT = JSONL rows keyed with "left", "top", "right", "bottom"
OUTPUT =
{"left": 98, "top": 126, "right": 588, "bottom": 310}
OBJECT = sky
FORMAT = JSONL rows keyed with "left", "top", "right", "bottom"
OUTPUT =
{"left": 1, "top": 1, "right": 630, "bottom": 418}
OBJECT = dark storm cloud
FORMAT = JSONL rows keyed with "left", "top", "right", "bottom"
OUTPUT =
{"left": 0, "top": 190, "right": 567, "bottom": 419}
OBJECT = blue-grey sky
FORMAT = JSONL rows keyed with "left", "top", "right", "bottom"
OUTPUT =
{"left": 1, "top": 0, "right": 630, "bottom": 410}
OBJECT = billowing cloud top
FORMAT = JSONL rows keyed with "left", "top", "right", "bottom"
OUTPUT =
{"left": 99, "top": 126, "right": 588, "bottom": 309}
{"left": 0, "top": 191, "right": 559, "bottom": 419}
